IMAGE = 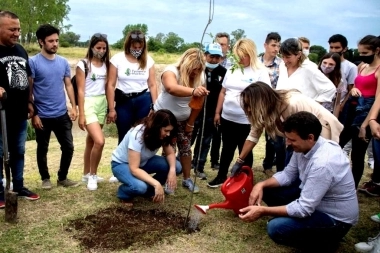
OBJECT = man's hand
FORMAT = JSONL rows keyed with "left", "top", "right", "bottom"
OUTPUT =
{"left": 230, "top": 161, "right": 243, "bottom": 177}
{"left": 32, "top": 115, "right": 43, "bottom": 130}
{"left": 238, "top": 205, "right": 263, "bottom": 222}
{"left": 0, "top": 87, "right": 5, "bottom": 99}
{"left": 27, "top": 102, "right": 34, "bottom": 119}
{"left": 69, "top": 107, "right": 77, "bottom": 121}
{"left": 249, "top": 182, "right": 264, "bottom": 206}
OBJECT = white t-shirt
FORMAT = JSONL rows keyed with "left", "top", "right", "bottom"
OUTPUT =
{"left": 110, "top": 52, "right": 154, "bottom": 93}
{"left": 276, "top": 60, "right": 336, "bottom": 102}
{"left": 112, "top": 124, "right": 158, "bottom": 166}
{"left": 154, "top": 65, "right": 204, "bottom": 121}
{"left": 340, "top": 59, "right": 357, "bottom": 86}
{"left": 76, "top": 60, "right": 106, "bottom": 97}
{"left": 221, "top": 67, "right": 271, "bottom": 124}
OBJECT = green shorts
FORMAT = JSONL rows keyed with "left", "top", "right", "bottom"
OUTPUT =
{"left": 84, "top": 95, "right": 107, "bottom": 125}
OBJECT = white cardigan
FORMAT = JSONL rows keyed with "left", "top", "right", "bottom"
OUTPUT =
{"left": 276, "top": 60, "right": 336, "bottom": 103}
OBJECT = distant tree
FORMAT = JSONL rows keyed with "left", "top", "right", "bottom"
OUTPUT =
{"left": 113, "top": 23, "right": 148, "bottom": 49}
{"left": 0, "top": 0, "right": 71, "bottom": 44}
{"left": 60, "top": 31, "right": 80, "bottom": 46}
{"left": 147, "top": 36, "right": 163, "bottom": 52}
{"left": 179, "top": 42, "right": 202, "bottom": 52}
{"left": 230, "top": 29, "right": 246, "bottom": 48}
{"left": 308, "top": 52, "right": 319, "bottom": 64}
{"left": 155, "top": 32, "right": 165, "bottom": 44}
{"left": 163, "top": 32, "right": 184, "bottom": 53}
{"left": 310, "top": 45, "right": 327, "bottom": 63}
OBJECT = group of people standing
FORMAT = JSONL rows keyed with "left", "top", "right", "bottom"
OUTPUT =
{"left": 1, "top": 8, "right": 380, "bottom": 253}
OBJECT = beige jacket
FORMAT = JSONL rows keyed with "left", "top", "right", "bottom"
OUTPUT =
{"left": 247, "top": 92, "right": 344, "bottom": 143}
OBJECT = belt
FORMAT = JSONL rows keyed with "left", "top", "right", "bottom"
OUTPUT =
{"left": 123, "top": 89, "right": 148, "bottom": 98}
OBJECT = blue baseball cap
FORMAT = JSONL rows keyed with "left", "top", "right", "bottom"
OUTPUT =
{"left": 204, "top": 43, "right": 223, "bottom": 56}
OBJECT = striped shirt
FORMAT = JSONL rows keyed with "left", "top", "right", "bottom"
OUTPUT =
{"left": 273, "top": 137, "right": 359, "bottom": 225}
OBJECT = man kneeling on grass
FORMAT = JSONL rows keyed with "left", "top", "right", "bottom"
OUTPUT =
{"left": 238, "top": 111, "right": 358, "bottom": 252}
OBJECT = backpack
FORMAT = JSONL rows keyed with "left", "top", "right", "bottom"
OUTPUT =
{"left": 71, "top": 59, "right": 88, "bottom": 105}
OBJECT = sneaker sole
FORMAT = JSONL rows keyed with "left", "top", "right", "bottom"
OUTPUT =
{"left": 87, "top": 186, "right": 98, "bottom": 191}
{"left": 83, "top": 178, "right": 105, "bottom": 183}
{"left": 57, "top": 183, "right": 81, "bottom": 187}
{"left": 19, "top": 196, "right": 40, "bottom": 201}
{"left": 365, "top": 189, "right": 380, "bottom": 197}
{"left": 207, "top": 183, "right": 222, "bottom": 188}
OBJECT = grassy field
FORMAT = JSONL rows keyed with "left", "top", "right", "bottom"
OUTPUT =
{"left": 0, "top": 132, "right": 379, "bottom": 253}
{"left": 24, "top": 44, "right": 182, "bottom": 64}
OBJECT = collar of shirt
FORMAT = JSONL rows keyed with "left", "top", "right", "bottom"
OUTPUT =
{"left": 303, "top": 137, "right": 326, "bottom": 159}
{"left": 260, "top": 55, "right": 281, "bottom": 67}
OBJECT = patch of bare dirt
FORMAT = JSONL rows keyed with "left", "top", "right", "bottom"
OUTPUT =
{"left": 67, "top": 206, "right": 196, "bottom": 252}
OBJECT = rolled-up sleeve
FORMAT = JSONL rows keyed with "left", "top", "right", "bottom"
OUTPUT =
{"left": 312, "top": 71, "right": 336, "bottom": 103}
{"left": 246, "top": 126, "right": 263, "bottom": 143}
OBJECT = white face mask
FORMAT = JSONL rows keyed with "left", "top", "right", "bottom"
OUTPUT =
{"left": 91, "top": 48, "right": 105, "bottom": 59}
{"left": 302, "top": 49, "right": 310, "bottom": 57}
{"left": 205, "top": 62, "right": 219, "bottom": 69}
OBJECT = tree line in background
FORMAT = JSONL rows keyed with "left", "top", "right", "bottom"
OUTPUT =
{"left": 0, "top": 1, "right": 362, "bottom": 63}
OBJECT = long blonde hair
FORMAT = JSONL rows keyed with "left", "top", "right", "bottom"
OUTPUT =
{"left": 233, "top": 38, "right": 263, "bottom": 70}
{"left": 240, "top": 82, "right": 293, "bottom": 139}
{"left": 175, "top": 48, "right": 205, "bottom": 88}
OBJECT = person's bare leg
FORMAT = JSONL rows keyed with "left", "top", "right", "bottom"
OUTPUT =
{"left": 86, "top": 123, "right": 105, "bottom": 175}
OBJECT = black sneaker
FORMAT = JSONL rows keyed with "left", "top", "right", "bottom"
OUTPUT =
{"left": 16, "top": 187, "right": 40, "bottom": 201}
{"left": 211, "top": 162, "right": 220, "bottom": 170}
{"left": 207, "top": 176, "right": 226, "bottom": 188}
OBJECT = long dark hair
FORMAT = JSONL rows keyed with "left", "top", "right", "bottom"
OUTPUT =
{"left": 123, "top": 29, "right": 148, "bottom": 69}
{"left": 138, "top": 109, "right": 178, "bottom": 151}
{"left": 85, "top": 33, "right": 110, "bottom": 78}
{"left": 318, "top": 52, "right": 342, "bottom": 87}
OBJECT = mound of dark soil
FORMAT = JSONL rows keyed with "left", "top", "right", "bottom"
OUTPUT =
{"left": 67, "top": 207, "right": 192, "bottom": 251}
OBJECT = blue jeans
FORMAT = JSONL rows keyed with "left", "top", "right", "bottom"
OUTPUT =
{"left": 263, "top": 181, "right": 352, "bottom": 251}
{"left": 371, "top": 138, "right": 380, "bottom": 183}
{"left": 111, "top": 156, "right": 182, "bottom": 201}
{"left": 35, "top": 113, "right": 74, "bottom": 181}
{"left": 191, "top": 116, "right": 216, "bottom": 172}
{"left": 115, "top": 91, "right": 151, "bottom": 144}
{"left": 0, "top": 119, "right": 27, "bottom": 192}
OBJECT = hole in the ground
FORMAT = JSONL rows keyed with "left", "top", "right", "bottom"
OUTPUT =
{"left": 67, "top": 206, "right": 199, "bottom": 251}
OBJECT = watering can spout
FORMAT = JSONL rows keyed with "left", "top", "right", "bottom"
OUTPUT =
{"left": 194, "top": 201, "right": 233, "bottom": 214}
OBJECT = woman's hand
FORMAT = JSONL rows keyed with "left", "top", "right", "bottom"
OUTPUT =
{"left": 359, "top": 126, "right": 368, "bottom": 142}
{"left": 153, "top": 183, "right": 165, "bottom": 203}
{"left": 351, "top": 88, "right": 362, "bottom": 97}
{"left": 78, "top": 114, "right": 86, "bottom": 131}
{"left": 214, "top": 113, "right": 221, "bottom": 126}
{"left": 192, "top": 86, "right": 209, "bottom": 97}
{"left": 369, "top": 120, "right": 380, "bottom": 139}
{"left": 166, "top": 170, "right": 177, "bottom": 191}
{"left": 107, "top": 109, "right": 117, "bottom": 124}
{"left": 185, "top": 122, "right": 194, "bottom": 133}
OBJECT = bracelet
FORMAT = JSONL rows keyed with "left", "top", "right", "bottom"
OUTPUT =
{"left": 369, "top": 119, "right": 378, "bottom": 123}
{"left": 237, "top": 157, "right": 245, "bottom": 164}
{"left": 192, "top": 88, "right": 196, "bottom": 96}
{"left": 186, "top": 123, "right": 194, "bottom": 128}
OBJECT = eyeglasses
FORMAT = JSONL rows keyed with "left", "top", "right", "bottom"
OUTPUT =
{"left": 93, "top": 33, "right": 107, "bottom": 39}
{"left": 131, "top": 33, "right": 145, "bottom": 40}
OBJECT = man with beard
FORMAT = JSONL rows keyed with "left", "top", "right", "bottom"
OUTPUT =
{"left": 29, "top": 24, "right": 79, "bottom": 189}
{"left": 0, "top": 10, "right": 40, "bottom": 208}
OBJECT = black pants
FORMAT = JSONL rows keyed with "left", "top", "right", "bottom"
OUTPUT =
{"left": 217, "top": 118, "right": 253, "bottom": 178}
{"left": 210, "top": 124, "right": 222, "bottom": 164}
{"left": 35, "top": 113, "right": 74, "bottom": 181}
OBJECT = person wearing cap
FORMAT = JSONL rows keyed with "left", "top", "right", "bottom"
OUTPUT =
{"left": 191, "top": 43, "right": 227, "bottom": 180}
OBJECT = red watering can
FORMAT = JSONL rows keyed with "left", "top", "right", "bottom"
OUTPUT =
{"left": 195, "top": 166, "right": 254, "bottom": 215}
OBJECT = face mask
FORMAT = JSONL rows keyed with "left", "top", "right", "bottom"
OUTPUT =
{"left": 302, "top": 49, "right": 310, "bottom": 57}
{"left": 205, "top": 62, "right": 219, "bottom": 69}
{"left": 321, "top": 65, "right": 334, "bottom": 74}
{"left": 130, "top": 49, "right": 143, "bottom": 58}
{"left": 358, "top": 54, "right": 375, "bottom": 64}
{"left": 91, "top": 48, "right": 105, "bottom": 59}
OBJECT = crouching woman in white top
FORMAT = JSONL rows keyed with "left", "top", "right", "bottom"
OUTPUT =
{"left": 111, "top": 109, "right": 182, "bottom": 207}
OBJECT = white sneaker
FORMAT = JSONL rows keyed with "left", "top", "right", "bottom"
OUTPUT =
{"left": 82, "top": 173, "right": 104, "bottom": 182}
{"left": 2, "top": 178, "right": 13, "bottom": 191}
{"left": 87, "top": 175, "right": 98, "bottom": 191}
{"left": 355, "top": 232, "right": 380, "bottom": 252}
{"left": 109, "top": 175, "right": 119, "bottom": 183}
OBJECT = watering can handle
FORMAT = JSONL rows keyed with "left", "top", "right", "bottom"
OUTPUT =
{"left": 240, "top": 166, "right": 253, "bottom": 178}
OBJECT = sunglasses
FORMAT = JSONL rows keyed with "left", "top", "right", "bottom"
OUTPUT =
{"left": 93, "top": 33, "right": 107, "bottom": 39}
{"left": 131, "top": 33, "right": 145, "bottom": 40}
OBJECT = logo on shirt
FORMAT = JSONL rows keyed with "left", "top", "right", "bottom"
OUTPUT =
{"left": 91, "top": 73, "right": 96, "bottom": 81}
{"left": 241, "top": 78, "right": 253, "bottom": 83}
{"left": 125, "top": 68, "right": 131, "bottom": 76}
{"left": 0, "top": 56, "right": 28, "bottom": 90}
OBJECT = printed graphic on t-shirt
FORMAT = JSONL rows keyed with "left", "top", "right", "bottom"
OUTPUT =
{"left": 0, "top": 56, "right": 28, "bottom": 90}
{"left": 125, "top": 68, "right": 146, "bottom": 76}
{"left": 90, "top": 73, "right": 106, "bottom": 81}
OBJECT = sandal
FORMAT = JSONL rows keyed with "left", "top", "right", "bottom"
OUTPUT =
{"left": 371, "top": 213, "right": 380, "bottom": 223}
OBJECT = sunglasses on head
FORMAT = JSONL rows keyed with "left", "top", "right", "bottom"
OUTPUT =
{"left": 93, "top": 33, "right": 107, "bottom": 39}
{"left": 131, "top": 33, "right": 145, "bottom": 39}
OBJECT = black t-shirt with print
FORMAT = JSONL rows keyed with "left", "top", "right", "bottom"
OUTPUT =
{"left": 0, "top": 44, "right": 31, "bottom": 122}
{"left": 203, "top": 65, "right": 227, "bottom": 118}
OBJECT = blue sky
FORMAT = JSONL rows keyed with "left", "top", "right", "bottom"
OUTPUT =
{"left": 66, "top": 0, "right": 380, "bottom": 52}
